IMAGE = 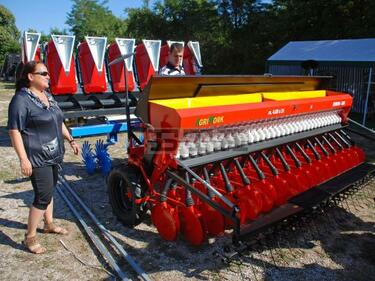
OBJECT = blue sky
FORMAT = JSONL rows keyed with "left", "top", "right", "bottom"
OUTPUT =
{"left": 2, "top": 0, "right": 154, "bottom": 34}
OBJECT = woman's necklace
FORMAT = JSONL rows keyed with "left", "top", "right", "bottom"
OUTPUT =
{"left": 38, "top": 92, "right": 49, "bottom": 107}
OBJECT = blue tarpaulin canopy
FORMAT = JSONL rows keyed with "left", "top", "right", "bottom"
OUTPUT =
{"left": 268, "top": 39, "right": 375, "bottom": 63}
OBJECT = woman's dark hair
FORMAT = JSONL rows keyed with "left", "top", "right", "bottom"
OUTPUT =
{"left": 15, "top": 61, "right": 43, "bottom": 92}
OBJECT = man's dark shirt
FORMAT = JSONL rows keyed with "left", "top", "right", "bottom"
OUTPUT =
{"left": 8, "top": 88, "right": 65, "bottom": 167}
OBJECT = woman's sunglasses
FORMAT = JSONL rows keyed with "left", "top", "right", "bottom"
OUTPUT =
{"left": 32, "top": 71, "right": 50, "bottom": 76}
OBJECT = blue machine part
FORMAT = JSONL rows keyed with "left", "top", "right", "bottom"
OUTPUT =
{"left": 99, "top": 152, "right": 112, "bottom": 176}
{"left": 81, "top": 141, "right": 96, "bottom": 175}
{"left": 95, "top": 140, "right": 112, "bottom": 176}
{"left": 70, "top": 120, "right": 141, "bottom": 139}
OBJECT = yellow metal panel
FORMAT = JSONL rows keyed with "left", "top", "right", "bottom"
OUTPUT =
{"left": 262, "top": 90, "right": 326, "bottom": 100}
{"left": 150, "top": 93, "right": 262, "bottom": 109}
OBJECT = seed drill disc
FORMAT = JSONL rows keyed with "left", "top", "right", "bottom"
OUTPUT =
{"left": 180, "top": 207, "right": 205, "bottom": 246}
{"left": 270, "top": 177, "right": 289, "bottom": 206}
{"left": 254, "top": 183, "right": 273, "bottom": 213}
{"left": 245, "top": 197, "right": 261, "bottom": 220}
{"left": 151, "top": 204, "right": 178, "bottom": 241}
{"left": 201, "top": 205, "right": 225, "bottom": 237}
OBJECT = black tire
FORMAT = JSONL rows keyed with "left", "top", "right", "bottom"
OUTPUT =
{"left": 107, "top": 165, "right": 148, "bottom": 227}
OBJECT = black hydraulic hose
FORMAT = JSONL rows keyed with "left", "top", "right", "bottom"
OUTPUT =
{"left": 234, "top": 158, "right": 251, "bottom": 185}
{"left": 219, "top": 163, "right": 234, "bottom": 193}
{"left": 321, "top": 135, "right": 337, "bottom": 154}
{"left": 260, "top": 152, "right": 279, "bottom": 176}
{"left": 58, "top": 175, "right": 152, "bottom": 281}
{"left": 160, "top": 178, "right": 173, "bottom": 203}
{"left": 314, "top": 137, "right": 329, "bottom": 157}
{"left": 203, "top": 167, "right": 215, "bottom": 198}
{"left": 286, "top": 145, "right": 302, "bottom": 168}
{"left": 295, "top": 142, "right": 312, "bottom": 164}
{"left": 185, "top": 172, "right": 195, "bottom": 207}
{"left": 306, "top": 139, "right": 321, "bottom": 160}
{"left": 334, "top": 131, "right": 351, "bottom": 148}
{"left": 56, "top": 184, "right": 129, "bottom": 281}
{"left": 339, "top": 129, "right": 356, "bottom": 144}
{"left": 248, "top": 154, "right": 266, "bottom": 180}
{"left": 176, "top": 159, "right": 235, "bottom": 208}
{"left": 275, "top": 147, "right": 291, "bottom": 172}
{"left": 327, "top": 133, "right": 343, "bottom": 150}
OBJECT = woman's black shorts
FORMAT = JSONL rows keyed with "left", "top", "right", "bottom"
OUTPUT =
{"left": 30, "top": 165, "right": 58, "bottom": 210}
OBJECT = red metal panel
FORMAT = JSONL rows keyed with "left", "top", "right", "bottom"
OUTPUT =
{"left": 149, "top": 93, "right": 353, "bottom": 131}
{"left": 35, "top": 48, "right": 41, "bottom": 62}
{"left": 77, "top": 41, "right": 107, "bottom": 93}
{"left": 23, "top": 47, "right": 41, "bottom": 63}
{"left": 159, "top": 43, "right": 169, "bottom": 69}
{"left": 135, "top": 43, "right": 156, "bottom": 90}
{"left": 183, "top": 46, "right": 196, "bottom": 75}
{"left": 46, "top": 40, "right": 77, "bottom": 95}
{"left": 108, "top": 42, "right": 135, "bottom": 92}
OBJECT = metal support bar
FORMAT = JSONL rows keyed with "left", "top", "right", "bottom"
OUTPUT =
{"left": 176, "top": 159, "right": 236, "bottom": 208}
{"left": 56, "top": 184, "right": 129, "bottom": 281}
{"left": 64, "top": 107, "right": 134, "bottom": 119}
{"left": 165, "top": 169, "right": 236, "bottom": 220}
{"left": 362, "top": 67, "right": 373, "bottom": 126}
{"left": 70, "top": 120, "right": 141, "bottom": 138}
{"left": 349, "top": 118, "right": 375, "bottom": 134}
{"left": 58, "top": 175, "right": 151, "bottom": 281}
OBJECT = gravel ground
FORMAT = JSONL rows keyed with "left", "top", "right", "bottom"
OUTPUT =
{"left": 0, "top": 81, "right": 374, "bottom": 281}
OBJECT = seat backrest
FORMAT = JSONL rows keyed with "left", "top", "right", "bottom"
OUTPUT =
{"left": 107, "top": 38, "right": 136, "bottom": 92}
{"left": 22, "top": 32, "right": 41, "bottom": 63}
{"left": 77, "top": 36, "right": 108, "bottom": 94}
{"left": 184, "top": 41, "right": 203, "bottom": 75}
{"left": 135, "top": 39, "right": 161, "bottom": 90}
{"left": 46, "top": 35, "right": 77, "bottom": 95}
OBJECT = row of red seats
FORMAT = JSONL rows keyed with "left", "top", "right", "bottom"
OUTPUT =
{"left": 22, "top": 33, "right": 202, "bottom": 96}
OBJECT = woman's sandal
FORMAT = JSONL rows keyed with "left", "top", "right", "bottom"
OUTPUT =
{"left": 23, "top": 234, "right": 46, "bottom": 254}
{"left": 43, "top": 223, "right": 68, "bottom": 235}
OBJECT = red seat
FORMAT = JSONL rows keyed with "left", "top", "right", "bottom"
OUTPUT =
{"left": 77, "top": 37, "right": 108, "bottom": 94}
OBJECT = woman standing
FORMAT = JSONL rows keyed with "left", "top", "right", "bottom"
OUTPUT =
{"left": 8, "top": 61, "right": 80, "bottom": 254}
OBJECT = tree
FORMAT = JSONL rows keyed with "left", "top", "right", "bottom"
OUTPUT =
{"left": 126, "top": 0, "right": 225, "bottom": 73}
{"left": 66, "top": 0, "right": 126, "bottom": 43}
{"left": 0, "top": 5, "right": 20, "bottom": 66}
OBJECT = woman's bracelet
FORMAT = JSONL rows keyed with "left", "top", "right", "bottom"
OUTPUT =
{"left": 69, "top": 139, "right": 76, "bottom": 144}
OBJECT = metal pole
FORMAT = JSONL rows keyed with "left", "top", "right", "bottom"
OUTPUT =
{"left": 107, "top": 52, "right": 140, "bottom": 147}
{"left": 349, "top": 118, "right": 375, "bottom": 134}
{"left": 56, "top": 185, "right": 129, "bottom": 281}
{"left": 124, "top": 59, "right": 132, "bottom": 149}
{"left": 362, "top": 67, "right": 372, "bottom": 125}
{"left": 58, "top": 175, "right": 152, "bottom": 281}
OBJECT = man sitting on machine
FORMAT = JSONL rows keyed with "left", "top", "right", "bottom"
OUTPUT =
{"left": 159, "top": 43, "right": 185, "bottom": 76}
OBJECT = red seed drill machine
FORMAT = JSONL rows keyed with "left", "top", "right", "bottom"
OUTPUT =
{"left": 107, "top": 74, "right": 375, "bottom": 246}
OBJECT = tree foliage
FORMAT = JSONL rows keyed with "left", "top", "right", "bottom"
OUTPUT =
{"left": 123, "top": 0, "right": 375, "bottom": 74}
{"left": 0, "top": 5, "right": 20, "bottom": 66}
{"left": 66, "top": 0, "right": 126, "bottom": 42}
{"left": 125, "top": 0, "right": 225, "bottom": 72}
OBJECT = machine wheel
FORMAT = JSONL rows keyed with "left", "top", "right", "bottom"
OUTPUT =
{"left": 107, "top": 165, "right": 148, "bottom": 227}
